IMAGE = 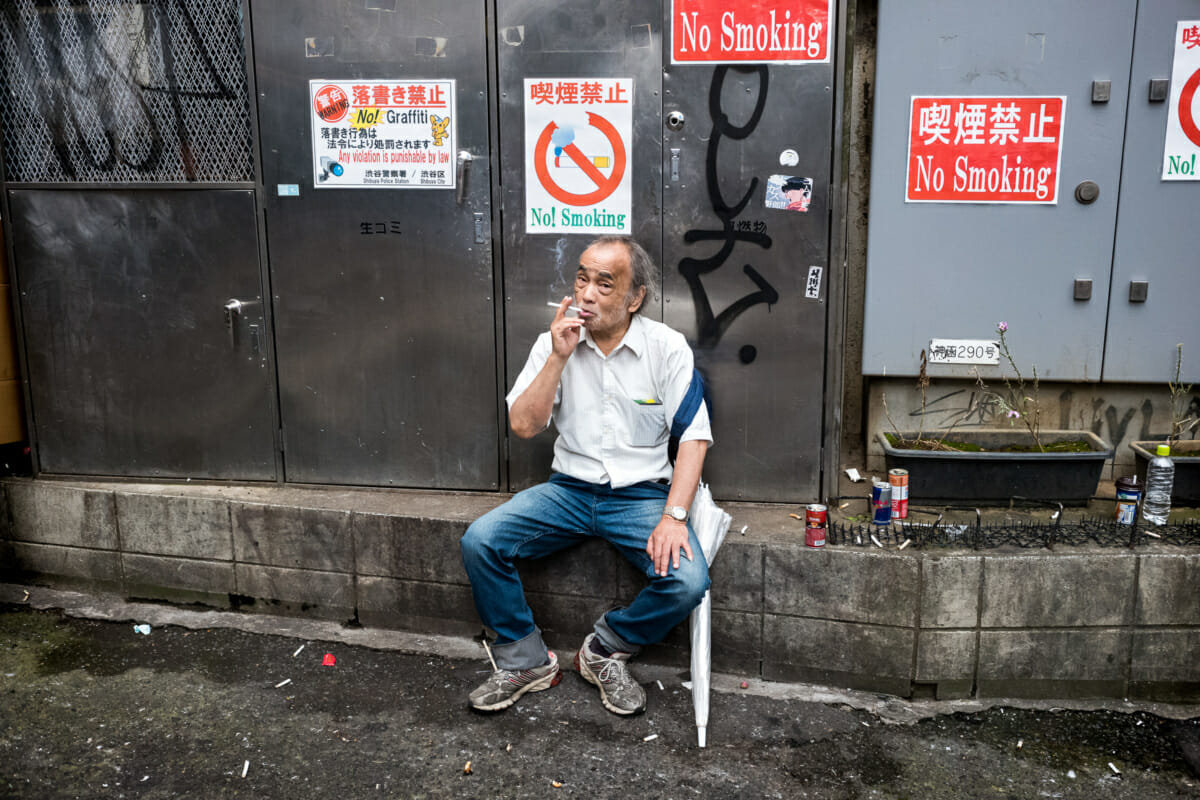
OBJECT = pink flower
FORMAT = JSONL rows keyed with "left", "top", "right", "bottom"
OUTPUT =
{"left": 1007, "top": 410, "right": 1020, "bottom": 419}
{"left": 997, "top": 321, "right": 1008, "bottom": 333}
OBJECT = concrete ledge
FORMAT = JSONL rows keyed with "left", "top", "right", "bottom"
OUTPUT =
{"left": 1136, "top": 555, "right": 1200, "bottom": 625}
{"left": 2, "top": 477, "right": 1198, "bottom": 703}
{"left": 232, "top": 503, "right": 353, "bottom": 571}
{"left": 6, "top": 483, "right": 118, "bottom": 549}
{"left": 116, "top": 493, "right": 232, "bottom": 560}
{"left": 981, "top": 555, "right": 1136, "bottom": 628}
{"left": 124, "top": 553, "right": 235, "bottom": 608}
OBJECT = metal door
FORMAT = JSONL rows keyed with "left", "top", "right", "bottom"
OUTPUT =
{"left": 10, "top": 189, "right": 277, "bottom": 479}
{"left": 863, "top": 0, "right": 1138, "bottom": 380}
{"left": 1104, "top": 0, "right": 1200, "bottom": 383}
{"left": 252, "top": 0, "right": 500, "bottom": 488}
{"left": 661, "top": 17, "right": 835, "bottom": 501}
{"left": 497, "top": 0, "right": 664, "bottom": 490}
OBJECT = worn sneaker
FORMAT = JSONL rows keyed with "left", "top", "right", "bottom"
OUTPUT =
{"left": 573, "top": 633, "right": 646, "bottom": 715}
{"left": 468, "top": 651, "right": 562, "bottom": 712}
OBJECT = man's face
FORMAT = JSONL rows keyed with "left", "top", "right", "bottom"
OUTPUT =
{"left": 574, "top": 243, "right": 644, "bottom": 340}
{"left": 785, "top": 185, "right": 811, "bottom": 209}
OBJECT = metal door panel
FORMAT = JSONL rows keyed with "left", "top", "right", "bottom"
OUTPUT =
{"left": 9, "top": 189, "right": 276, "bottom": 479}
{"left": 497, "top": 1, "right": 664, "bottom": 490}
{"left": 1104, "top": 0, "right": 1200, "bottom": 383}
{"left": 253, "top": 0, "right": 499, "bottom": 488}
{"left": 863, "top": 0, "right": 1137, "bottom": 380}
{"left": 662, "top": 59, "right": 833, "bottom": 502}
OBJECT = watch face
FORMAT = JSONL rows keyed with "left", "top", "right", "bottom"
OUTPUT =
{"left": 668, "top": 506, "right": 687, "bottom": 521}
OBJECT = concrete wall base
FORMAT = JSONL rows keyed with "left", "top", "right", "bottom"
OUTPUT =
{"left": 2, "top": 478, "right": 1197, "bottom": 703}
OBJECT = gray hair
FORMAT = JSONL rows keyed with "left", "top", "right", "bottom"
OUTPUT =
{"left": 589, "top": 235, "right": 658, "bottom": 315}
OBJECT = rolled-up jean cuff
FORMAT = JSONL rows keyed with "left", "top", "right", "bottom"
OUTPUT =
{"left": 594, "top": 614, "right": 641, "bottom": 657}
{"left": 491, "top": 627, "right": 549, "bottom": 671}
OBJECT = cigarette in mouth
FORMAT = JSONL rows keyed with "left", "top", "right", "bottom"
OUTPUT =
{"left": 547, "top": 301, "right": 584, "bottom": 316}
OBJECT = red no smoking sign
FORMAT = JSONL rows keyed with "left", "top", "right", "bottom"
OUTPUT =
{"left": 1163, "top": 21, "right": 1200, "bottom": 180}
{"left": 524, "top": 78, "right": 633, "bottom": 234}
{"left": 533, "top": 112, "right": 627, "bottom": 205}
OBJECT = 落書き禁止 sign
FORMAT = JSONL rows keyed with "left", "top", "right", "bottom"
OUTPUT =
{"left": 310, "top": 80, "right": 456, "bottom": 189}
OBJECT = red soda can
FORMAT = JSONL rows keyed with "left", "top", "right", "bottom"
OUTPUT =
{"left": 805, "top": 504, "right": 827, "bottom": 548}
{"left": 889, "top": 468, "right": 909, "bottom": 519}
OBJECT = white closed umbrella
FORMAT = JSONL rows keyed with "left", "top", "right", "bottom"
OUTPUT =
{"left": 687, "top": 481, "right": 731, "bottom": 748}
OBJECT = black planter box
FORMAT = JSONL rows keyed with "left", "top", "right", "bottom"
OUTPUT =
{"left": 878, "top": 430, "right": 1113, "bottom": 506}
{"left": 1129, "top": 441, "right": 1200, "bottom": 506}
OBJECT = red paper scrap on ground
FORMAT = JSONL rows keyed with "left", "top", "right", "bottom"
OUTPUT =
{"left": 322, "top": 653, "right": 336, "bottom": 666}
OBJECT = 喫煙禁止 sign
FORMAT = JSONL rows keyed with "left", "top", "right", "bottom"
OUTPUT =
{"left": 905, "top": 96, "right": 1065, "bottom": 204}
{"left": 1162, "top": 20, "right": 1200, "bottom": 181}
{"left": 525, "top": 78, "right": 633, "bottom": 235}
{"left": 671, "top": 0, "right": 832, "bottom": 63}
{"left": 309, "top": 79, "right": 456, "bottom": 189}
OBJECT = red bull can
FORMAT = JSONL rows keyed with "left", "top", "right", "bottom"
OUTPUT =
{"left": 805, "top": 504, "right": 827, "bottom": 548}
{"left": 889, "top": 468, "right": 909, "bottom": 519}
{"left": 871, "top": 481, "right": 892, "bottom": 525}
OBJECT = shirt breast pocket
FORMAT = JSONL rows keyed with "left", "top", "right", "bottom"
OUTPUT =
{"left": 630, "top": 402, "right": 667, "bottom": 447}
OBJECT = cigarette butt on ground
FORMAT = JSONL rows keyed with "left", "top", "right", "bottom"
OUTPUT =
{"left": 241, "top": 760, "right": 249, "bottom": 779}
{"left": 274, "top": 678, "right": 292, "bottom": 688}
{"left": 789, "top": 513, "right": 802, "bottom": 520}
{"left": 463, "top": 761, "right": 472, "bottom": 775}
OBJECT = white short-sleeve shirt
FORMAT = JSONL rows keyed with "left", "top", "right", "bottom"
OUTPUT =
{"left": 506, "top": 314, "right": 712, "bottom": 488}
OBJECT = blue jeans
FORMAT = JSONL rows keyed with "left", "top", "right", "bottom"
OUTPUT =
{"left": 460, "top": 473, "right": 710, "bottom": 670}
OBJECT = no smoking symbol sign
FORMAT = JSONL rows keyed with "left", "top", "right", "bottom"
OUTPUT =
{"left": 533, "top": 112, "right": 627, "bottom": 205}
{"left": 1180, "top": 68, "right": 1200, "bottom": 147}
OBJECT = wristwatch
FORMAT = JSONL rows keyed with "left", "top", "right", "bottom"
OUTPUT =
{"left": 663, "top": 505, "right": 689, "bottom": 523}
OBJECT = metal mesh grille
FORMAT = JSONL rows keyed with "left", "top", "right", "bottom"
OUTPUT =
{"left": 0, "top": 0, "right": 253, "bottom": 183}
{"left": 828, "top": 517, "right": 1200, "bottom": 550}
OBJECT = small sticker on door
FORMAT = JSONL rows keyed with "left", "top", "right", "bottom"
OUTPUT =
{"left": 764, "top": 174, "right": 813, "bottom": 212}
{"left": 805, "top": 266, "right": 822, "bottom": 300}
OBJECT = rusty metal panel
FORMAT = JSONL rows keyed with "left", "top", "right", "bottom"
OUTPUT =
{"left": 9, "top": 189, "right": 276, "bottom": 479}
{"left": 252, "top": 0, "right": 499, "bottom": 489}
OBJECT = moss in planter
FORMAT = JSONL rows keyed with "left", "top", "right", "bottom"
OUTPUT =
{"left": 884, "top": 432, "right": 1094, "bottom": 454}
{"left": 1165, "top": 440, "right": 1200, "bottom": 457}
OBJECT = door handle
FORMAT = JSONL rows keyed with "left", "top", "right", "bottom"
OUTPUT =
{"left": 456, "top": 150, "right": 473, "bottom": 204}
{"left": 224, "top": 298, "right": 245, "bottom": 347}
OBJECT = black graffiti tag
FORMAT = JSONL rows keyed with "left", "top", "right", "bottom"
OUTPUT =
{"left": 678, "top": 65, "right": 779, "bottom": 364}
{"left": 1, "top": 0, "right": 243, "bottom": 180}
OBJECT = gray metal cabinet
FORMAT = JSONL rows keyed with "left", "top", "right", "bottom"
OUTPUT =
{"left": 10, "top": 189, "right": 277, "bottom": 479}
{"left": 1104, "top": 0, "right": 1200, "bottom": 383}
{"left": 864, "top": 0, "right": 1137, "bottom": 381}
{"left": 864, "top": 0, "right": 1199, "bottom": 385}
{"left": 252, "top": 0, "right": 501, "bottom": 489}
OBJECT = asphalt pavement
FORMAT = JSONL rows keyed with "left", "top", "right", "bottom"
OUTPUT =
{"left": 1, "top": 584, "right": 1198, "bottom": 800}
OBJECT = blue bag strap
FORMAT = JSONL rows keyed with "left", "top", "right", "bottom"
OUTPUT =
{"left": 670, "top": 368, "right": 706, "bottom": 440}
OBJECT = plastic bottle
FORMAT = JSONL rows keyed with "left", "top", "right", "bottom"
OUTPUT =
{"left": 1142, "top": 444, "right": 1174, "bottom": 526}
